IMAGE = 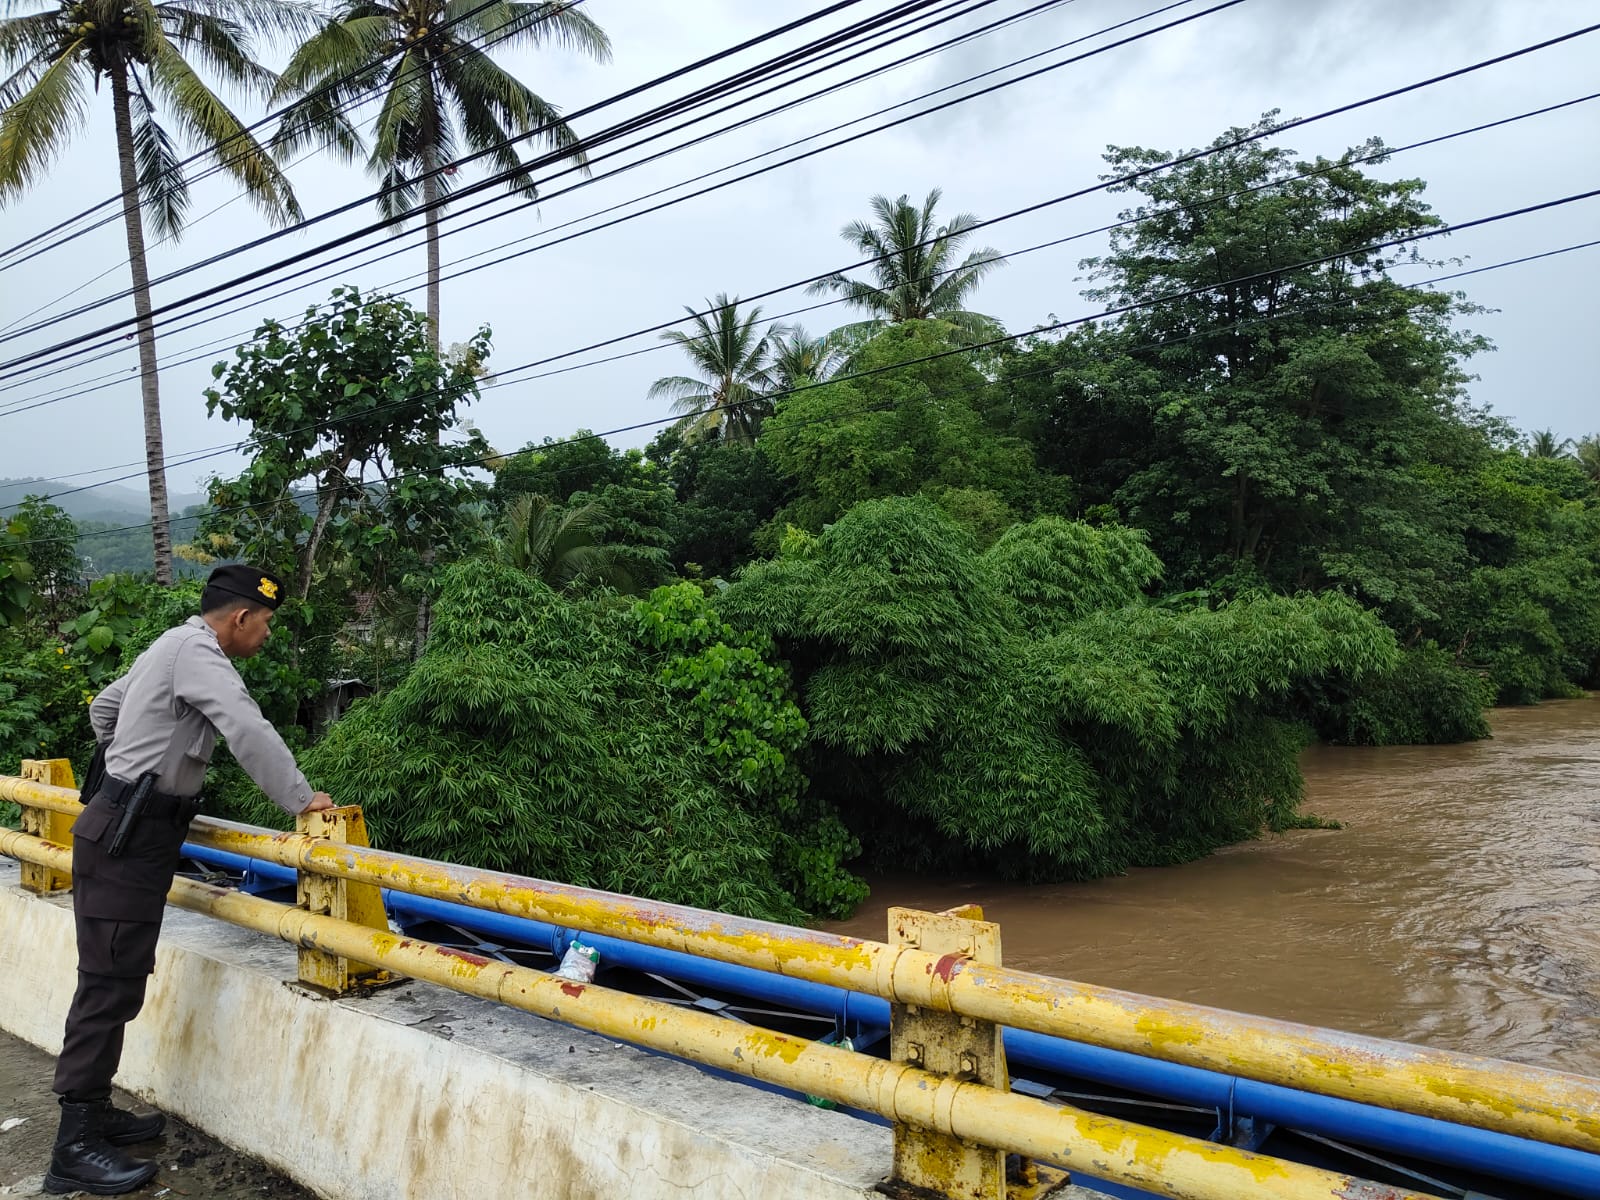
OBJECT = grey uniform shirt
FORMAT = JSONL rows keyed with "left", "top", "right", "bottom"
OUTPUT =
{"left": 89, "top": 616, "right": 314, "bottom": 815}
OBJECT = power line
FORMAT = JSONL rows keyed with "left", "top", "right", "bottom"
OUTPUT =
{"left": 29, "top": 234, "right": 1597, "bottom": 518}
{"left": 13, "top": 6, "right": 1598, "bottom": 393}
{"left": 0, "top": 0, "right": 1098, "bottom": 401}
{"left": 0, "top": 0, "right": 603, "bottom": 335}
{"left": 8, "top": 189, "right": 1595, "bottom": 553}
{"left": 0, "top": 0, "right": 564, "bottom": 270}
{"left": 0, "top": 0, "right": 927, "bottom": 336}
{"left": 4, "top": 76, "right": 1593, "bottom": 454}
{"left": 0, "top": 0, "right": 1240, "bottom": 375}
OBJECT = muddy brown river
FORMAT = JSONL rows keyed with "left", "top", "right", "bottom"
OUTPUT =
{"left": 828, "top": 697, "right": 1600, "bottom": 1077}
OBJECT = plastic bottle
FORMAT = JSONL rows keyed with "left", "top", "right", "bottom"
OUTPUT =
{"left": 554, "top": 939, "right": 600, "bottom": 983}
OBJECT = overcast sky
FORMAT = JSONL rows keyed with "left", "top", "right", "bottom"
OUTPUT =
{"left": 0, "top": 0, "right": 1596, "bottom": 511}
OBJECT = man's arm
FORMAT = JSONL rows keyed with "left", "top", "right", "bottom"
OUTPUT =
{"left": 88, "top": 673, "right": 129, "bottom": 744}
{"left": 174, "top": 639, "right": 322, "bottom": 815}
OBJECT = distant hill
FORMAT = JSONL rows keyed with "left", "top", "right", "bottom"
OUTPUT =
{"left": 2, "top": 477, "right": 210, "bottom": 579}
{"left": 0, "top": 477, "right": 209, "bottom": 524}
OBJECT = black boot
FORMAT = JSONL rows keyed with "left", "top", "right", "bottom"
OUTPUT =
{"left": 100, "top": 1101, "right": 166, "bottom": 1146}
{"left": 44, "top": 1099, "right": 159, "bottom": 1196}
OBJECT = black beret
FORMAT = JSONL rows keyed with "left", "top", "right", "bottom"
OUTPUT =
{"left": 206, "top": 563, "right": 286, "bottom": 610}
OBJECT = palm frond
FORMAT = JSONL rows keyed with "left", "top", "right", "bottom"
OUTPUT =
{"left": 440, "top": 38, "right": 577, "bottom": 156}
{"left": 130, "top": 81, "right": 190, "bottom": 238}
{"left": 146, "top": 33, "right": 301, "bottom": 224}
{"left": 154, "top": 0, "right": 322, "bottom": 42}
{"left": 270, "top": 13, "right": 390, "bottom": 102}
{"left": 444, "top": 0, "right": 610, "bottom": 60}
{"left": 644, "top": 374, "right": 711, "bottom": 407}
{"left": 371, "top": 159, "right": 419, "bottom": 222}
{"left": 157, "top": 7, "right": 275, "bottom": 97}
{"left": 925, "top": 246, "right": 1004, "bottom": 313}
{"left": 269, "top": 79, "right": 365, "bottom": 162}
{"left": 822, "top": 189, "right": 1006, "bottom": 334}
{"left": 769, "top": 323, "right": 842, "bottom": 390}
{"left": 0, "top": 42, "right": 88, "bottom": 200}
{"left": 936, "top": 309, "right": 1007, "bottom": 345}
{"left": 0, "top": 53, "right": 48, "bottom": 110}
{"left": 368, "top": 47, "right": 425, "bottom": 178}
{"left": 500, "top": 493, "right": 632, "bottom": 592}
{"left": 648, "top": 294, "right": 779, "bottom": 444}
{"left": 0, "top": 11, "right": 61, "bottom": 69}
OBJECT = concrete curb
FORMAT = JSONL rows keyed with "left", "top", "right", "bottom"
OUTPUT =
{"left": 0, "top": 862, "right": 889, "bottom": 1199}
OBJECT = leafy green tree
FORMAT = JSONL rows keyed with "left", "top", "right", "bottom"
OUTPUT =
{"left": 198, "top": 288, "right": 493, "bottom": 604}
{"left": 997, "top": 118, "right": 1488, "bottom": 627}
{"left": 985, "top": 517, "right": 1162, "bottom": 635}
{"left": 8, "top": 497, "right": 82, "bottom": 619}
{"left": 0, "top": 631, "right": 94, "bottom": 785}
{"left": 491, "top": 430, "right": 633, "bottom": 506}
{"left": 0, "top": 517, "right": 35, "bottom": 628}
{"left": 809, "top": 188, "right": 1005, "bottom": 346}
{"left": 759, "top": 321, "right": 1064, "bottom": 540}
{"left": 0, "top": 0, "right": 312, "bottom": 584}
{"left": 1300, "top": 644, "right": 1491, "bottom": 746}
{"left": 649, "top": 294, "right": 777, "bottom": 445}
{"left": 292, "top": 559, "right": 858, "bottom": 920}
{"left": 272, "top": 0, "right": 609, "bottom": 346}
{"left": 646, "top": 426, "right": 787, "bottom": 576}
{"left": 564, "top": 480, "right": 675, "bottom": 590}
{"left": 1440, "top": 460, "right": 1600, "bottom": 704}
{"left": 492, "top": 433, "right": 677, "bottom": 588}
{"left": 635, "top": 582, "right": 864, "bottom": 916}
{"left": 720, "top": 496, "right": 1396, "bottom": 878}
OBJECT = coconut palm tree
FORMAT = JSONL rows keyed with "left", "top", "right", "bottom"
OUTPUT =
{"left": 648, "top": 294, "right": 777, "bottom": 445}
{"left": 272, "top": 0, "right": 609, "bottom": 349}
{"left": 0, "top": 0, "right": 312, "bottom": 584}
{"left": 500, "top": 492, "right": 633, "bottom": 593}
{"left": 767, "top": 322, "right": 841, "bottom": 394}
{"left": 1574, "top": 435, "right": 1600, "bottom": 484}
{"left": 808, "top": 188, "right": 1005, "bottom": 347}
{"left": 1526, "top": 428, "right": 1574, "bottom": 459}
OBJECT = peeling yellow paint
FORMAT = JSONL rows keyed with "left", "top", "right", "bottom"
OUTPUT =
{"left": 3, "top": 772, "right": 1598, "bottom": 1163}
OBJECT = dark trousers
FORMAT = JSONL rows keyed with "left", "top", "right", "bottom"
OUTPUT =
{"left": 53, "top": 788, "right": 190, "bottom": 1100}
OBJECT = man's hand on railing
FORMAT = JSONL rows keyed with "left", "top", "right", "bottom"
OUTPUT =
{"left": 303, "top": 792, "right": 335, "bottom": 813}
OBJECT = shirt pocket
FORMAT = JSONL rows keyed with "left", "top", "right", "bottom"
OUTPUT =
{"left": 183, "top": 722, "right": 216, "bottom": 768}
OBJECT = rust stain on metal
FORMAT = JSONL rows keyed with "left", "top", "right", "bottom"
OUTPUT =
{"left": 560, "top": 982, "right": 585, "bottom": 999}
{"left": 930, "top": 952, "right": 965, "bottom": 982}
{"left": 1332, "top": 1180, "right": 1429, "bottom": 1200}
{"left": 435, "top": 948, "right": 487, "bottom": 967}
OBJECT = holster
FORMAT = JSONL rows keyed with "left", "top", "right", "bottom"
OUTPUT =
{"left": 101, "top": 773, "right": 202, "bottom": 858}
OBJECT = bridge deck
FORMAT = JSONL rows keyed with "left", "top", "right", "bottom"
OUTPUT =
{"left": 0, "top": 862, "right": 1114, "bottom": 1199}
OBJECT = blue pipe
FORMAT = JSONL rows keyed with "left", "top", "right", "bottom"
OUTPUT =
{"left": 186, "top": 845, "right": 1600, "bottom": 1199}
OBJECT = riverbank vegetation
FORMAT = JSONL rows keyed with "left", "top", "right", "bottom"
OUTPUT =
{"left": 3, "top": 128, "right": 1595, "bottom": 918}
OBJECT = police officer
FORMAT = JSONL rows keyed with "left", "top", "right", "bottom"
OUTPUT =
{"left": 45, "top": 563, "right": 334, "bottom": 1195}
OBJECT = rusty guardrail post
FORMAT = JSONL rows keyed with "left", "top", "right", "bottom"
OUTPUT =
{"left": 294, "top": 805, "right": 393, "bottom": 994}
{"left": 884, "top": 905, "right": 1010, "bottom": 1200}
{"left": 18, "top": 759, "right": 75, "bottom": 894}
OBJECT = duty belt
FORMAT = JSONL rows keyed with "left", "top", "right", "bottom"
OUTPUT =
{"left": 101, "top": 775, "right": 203, "bottom": 827}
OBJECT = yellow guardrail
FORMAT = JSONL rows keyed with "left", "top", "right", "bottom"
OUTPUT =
{"left": 4, "top": 764, "right": 1597, "bottom": 1200}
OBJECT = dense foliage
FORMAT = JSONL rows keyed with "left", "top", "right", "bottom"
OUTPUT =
{"left": 721, "top": 498, "right": 1395, "bottom": 879}
{"left": 3, "top": 130, "right": 1595, "bottom": 916}
{"left": 287, "top": 562, "right": 854, "bottom": 920}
